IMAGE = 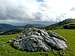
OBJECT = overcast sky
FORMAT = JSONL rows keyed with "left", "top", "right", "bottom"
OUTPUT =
{"left": 0, "top": 0, "right": 75, "bottom": 24}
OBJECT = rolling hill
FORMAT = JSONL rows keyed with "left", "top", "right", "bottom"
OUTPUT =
{"left": 0, "top": 19, "right": 75, "bottom": 56}
{"left": 0, "top": 24, "right": 47, "bottom": 35}
{"left": 0, "top": 24, "right": 17, "bottom": 32}
{"left": 45, "top": 19, "right": 75, "bottom": 30}
{"left": 0, "top": 29, "right": 23, "bottom": 35}
{"left": 24, "top": 24, "right": 47, "bottom": 28}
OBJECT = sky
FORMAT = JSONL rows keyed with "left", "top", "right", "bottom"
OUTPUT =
{"left": 0, "top": 0, "right": 75, "bottom": 25}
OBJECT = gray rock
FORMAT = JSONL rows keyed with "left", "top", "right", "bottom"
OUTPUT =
{"left": 9, "top": 28, "right": 67, "bottom": 51}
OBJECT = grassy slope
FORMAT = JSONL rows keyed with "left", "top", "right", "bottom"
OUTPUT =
{"left": 0, "top": 29, "right": 75, "bottom": 56}
{"left": 52, "top": 29, "right": 75, "bottom": 56}
{"left": 45, "top": 19, "right": 75, "bottom": 30}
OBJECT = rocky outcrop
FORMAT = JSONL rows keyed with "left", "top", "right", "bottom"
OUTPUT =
{"left": 9, "top": 28, "right": 67, "bottom": 51}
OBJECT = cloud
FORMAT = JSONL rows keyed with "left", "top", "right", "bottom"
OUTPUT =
{"left": 0, "top": 0, "right": 75, "bottom": 24}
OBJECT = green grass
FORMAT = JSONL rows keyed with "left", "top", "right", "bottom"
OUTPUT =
{"left": 0, "top": 34, "right": 17, "bottom": 42}
{"left": 0, "top": 34, "right": 55, "bottom": 56}
{"left": 51, "top": 29, "right": 75, "bottom": 56}
{"left": 0, "top": 29, "right": 75, "bottom": 56}
{"left": 45, "top": 19, "right": 75, "bottom": 30}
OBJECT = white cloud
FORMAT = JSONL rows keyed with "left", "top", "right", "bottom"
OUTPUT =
{"left": 0, "top": 0, "right": 75, "bottom": 23}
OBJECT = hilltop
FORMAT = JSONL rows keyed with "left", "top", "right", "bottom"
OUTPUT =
{"left": 45, "top": 19, "right": 75, "bottom": 30}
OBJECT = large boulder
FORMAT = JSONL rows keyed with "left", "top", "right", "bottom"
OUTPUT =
{"left": 9, "top": 28, "right": 67, "bottom": 51}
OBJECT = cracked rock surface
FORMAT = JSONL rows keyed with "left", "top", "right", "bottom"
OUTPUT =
{"left": 9, "top": 28, "right": 67, "bottom": 51}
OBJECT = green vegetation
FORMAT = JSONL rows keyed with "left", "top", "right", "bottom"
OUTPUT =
{"left": 64, "top": 24, "right": 75, "bottom": 29}
{"left": 0, "top": 34, "right": 17, "bottom": 42}
{"left": 0, "top": 34, "right": 55, "bottom": 56}
{"left": 0, "top": 29, "right": 75, "bottom": 56}
{"left": 0, "top": 29, "right": 23, "bottom": 35}
{"left": 51, "top": 29, "right": 75, "bottom": 56}
{"left": 0, "top": 19, "right": 75, "bottom": 56}
{"left": 45, "top": 19, "right": 75, "bottom": 30}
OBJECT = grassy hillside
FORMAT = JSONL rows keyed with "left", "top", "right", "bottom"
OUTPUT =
{"left": 51, "top": 29, "right": 75, "bottom": 56}
{"left": 45, "top": 19, "right": 75, "bottom": 30}
{"left": 0, "top": 29, "right": 75, "bottom": 56}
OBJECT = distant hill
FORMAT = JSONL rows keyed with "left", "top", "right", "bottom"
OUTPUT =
{"left": 0, "top": 24, "right": 17, "bottom": 32}
{"left": 45, "top": 19, "right": 75, "bottom": 30}
{"left": 0, "top": 28, "right": 23, "bottom": 35}
{"left": 0, "top": 24, "right": 47, "bottom": 35}
{"left": 24, "top": 24, "right": 47, "bottom": 28}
